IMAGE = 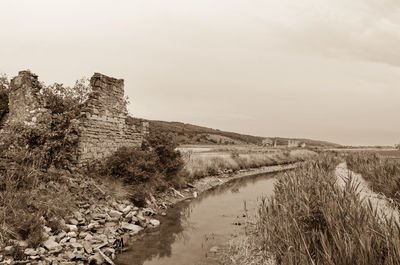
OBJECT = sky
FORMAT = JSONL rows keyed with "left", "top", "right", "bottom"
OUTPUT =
{"left": 0, "top": 0, "right": 399, "bottom": 146}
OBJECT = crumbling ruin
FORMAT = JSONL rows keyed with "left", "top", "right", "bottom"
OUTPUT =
{"left": 77, "top": 73, "right": 148, "bottom": 165}
{"left": 4, "top": 70, "right": 148, "bottom": 166}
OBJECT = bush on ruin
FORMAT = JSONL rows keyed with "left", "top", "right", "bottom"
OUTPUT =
{"left": 101, "top": 132, "right": 185, "bottom": 205}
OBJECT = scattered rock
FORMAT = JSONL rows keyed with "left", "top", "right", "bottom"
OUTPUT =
{"left": 67, "top": 232, "right": 77, "bottom": 238}
{"left": 121, "top": 222, "right": 143, "bottom": 234}
{"left": 78, "top": 232, "right": 88, "bottom": 239}
{"left": 121, "top": 206, "right": 131, "bottom": 214}
{"left": 18, "top": 241, "right": 28, "bottom": 248}
{"left": 44, "top": 226, "right": 52, "bottom": 233}
{"left": 149, "top": 219, "right": 160, "bottom": 227}
{"left": 56, "top": 231, "right": 67, "bottom": 242}
{"left": 4, "top": 246, "right": 14, "bottom": 254}
{"left": 66, "top": 224, "right": 78, "bottom": 232}
{"left": 102, "top": 247, "right": 115, "bottom": 256}
{"left": 24, "top": 248, "right": 38, "bottom": 256}
{"left": 60, "top": 237, "right": 70, "bottom": 244}
{"left": 108, "top": 210, "right": 122, "bottom": 219}
{"left": 69, "top": 219, "right": 79, "bottom": 226}
{"left": 193, "top": 191, "right": 198, "bottom": 198}
{"left": 117, "top": 204, "right": 126, "bottom": 212}
{"left": 99, "top": 250, "right": 115, "bottom": 265}
{"left": 43, "top": 238, "right": 60, "bottom": 251}
{"left": 64, "top": 251, "right": 76, "bottom": 260}
{"left": 3, "top": 258, "right": 12, "bottom": 265}
{"left": 92, "top": 213, "right": 107, "bottom": 220}
{"left": 88, "top": 253, "right": 104, "bottom": 265}
{"left": 83, "top": 241, "right": 93, "bottom": 254}
{"left": 60, "top": 261, "right": 76, "bottom": 265}
{"left": 70, "top": 242, "right": 83, "bottom": 249}
{"left": 87, "top": 222, "right": 99, "bottom": 230}
{"left": 84, "top": 234, "right": 94, "bottom": 241}
{"left": 105, "top": 222, "right": 117, "bottom": 227}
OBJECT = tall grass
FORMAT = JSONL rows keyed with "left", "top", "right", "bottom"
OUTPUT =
{"left": 346, "top": 152, "right": 400, "bottom": 208}
{"left": 232, "top": 155, "right": 400, "bottom": 265}
{"left": 183, "top": 150, "right": 315, "bottom": 180}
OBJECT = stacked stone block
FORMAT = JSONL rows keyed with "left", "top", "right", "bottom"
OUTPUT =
{"left": 77, "top": 73, "right": 144, "bottom": 165}
{"left": 8, "top": 70, "right": 50, "bottom": 126}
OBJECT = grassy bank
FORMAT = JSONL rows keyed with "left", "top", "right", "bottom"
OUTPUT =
{"left": 183, "top": 148, "right": 315, "bottom": 180}
{"left": 345, "top": 152, "right": 400, "bottom": 208}
{"left": 223, "top": 155, "right": 400, "bottom": 265}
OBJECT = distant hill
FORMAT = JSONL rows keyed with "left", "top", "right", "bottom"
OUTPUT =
{"left": 127, "top": 117, "right": 341, "bottom": 148}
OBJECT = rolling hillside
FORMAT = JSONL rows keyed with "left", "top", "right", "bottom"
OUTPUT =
{"left": 128, "top": 117, "right": 341, "bottom": 148}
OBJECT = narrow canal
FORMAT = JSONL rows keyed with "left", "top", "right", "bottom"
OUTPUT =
{"left": 116, "top": 172, "right": 279, "bottom": 265}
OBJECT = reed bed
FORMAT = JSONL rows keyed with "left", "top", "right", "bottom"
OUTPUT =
{"left": 345, "top": 152, "right": 400, "bottom": 208}
{"left": 224, "top": 155, "right": 400, "bottom": 265}
{"left": 183, "top": 149, "right": 315, "bottom": 180}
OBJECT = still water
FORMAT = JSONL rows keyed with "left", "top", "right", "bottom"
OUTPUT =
{"left": 116, "top": 172, "right": 278, "bottom": 265}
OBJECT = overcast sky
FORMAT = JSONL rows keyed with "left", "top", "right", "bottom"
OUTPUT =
{"left": 1, "top": 0, "right": 399, "bottom": 146}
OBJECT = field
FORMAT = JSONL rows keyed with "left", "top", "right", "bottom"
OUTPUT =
{"left": 178, "top": 145, "right": 316, "bottom": 180}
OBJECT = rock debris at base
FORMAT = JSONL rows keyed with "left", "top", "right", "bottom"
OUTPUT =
{"left": 0, "top": 197, "right": 160, "bottom": 265}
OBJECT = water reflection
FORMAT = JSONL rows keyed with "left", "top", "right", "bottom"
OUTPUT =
{"left": 116, "top": 172, "right": 280, "bottom": 265}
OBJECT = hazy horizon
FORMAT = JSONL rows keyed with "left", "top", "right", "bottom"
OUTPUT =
{"left": 1, "top": 0, "right": 399, "bottom": 146}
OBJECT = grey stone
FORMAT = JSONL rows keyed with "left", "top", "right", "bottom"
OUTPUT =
{"left": 66, "top": 224, "right": 78, "bottom": 232}
{"left": 67, "top": 231, "right": 77, "bottom": 238}
{"left": 88, "top": 253, "right": 104, "bottom": 265}
{"left": 121, "top": 205, "right": 131, "bottom": 214}
{"left": 83, "top": 241, "right": 93, "bottom": 254}
{"left": 121, "top": 222, "right": 143, "bottom": 234}
{"left": 108, "top": 210, "right": 122, "bottom": 219}
{"left": 55, "top": 231, "right": 67, "bottom": 242}
{"left": 149, "top": 219, "right": 160, "bottom": 227}
{"left": 4, "top": 246, "right": 14, "bottom": 254}
{"left": 43, "top": 238, "right": 60, "bottom": 250}
{"left": 69, "top": 219, "right": 79, "bottom": 226}
{"left": 24, "top": 248, "right": 38, "bottom": 256}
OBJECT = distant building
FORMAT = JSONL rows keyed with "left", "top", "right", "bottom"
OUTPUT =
{"left": 288, "top": 140, "right": 300, "bottom": 148}
{"left": 288, "top": 140, "right": 306, "bottom": 148}
{"left": 262, "top": 138, "right": 273, "bottom": 146}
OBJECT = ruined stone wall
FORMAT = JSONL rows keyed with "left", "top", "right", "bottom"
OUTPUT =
{"left": 7, "top": 71, "right": 50, "bottom": 126}
{"left": 76, "top": 73, "right": 145, "bottom": 165}
{"left": 4, "top": 70, "right": 147, "bottom": 167}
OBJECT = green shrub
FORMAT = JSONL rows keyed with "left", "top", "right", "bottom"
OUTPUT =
{"left": 0, "top": 73, "right": 89, "bottom": 247}
{"left": 100, "top": 132, "right": 185, "bottom": 205}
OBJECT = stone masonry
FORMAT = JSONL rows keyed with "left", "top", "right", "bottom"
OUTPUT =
{"left": 4, "top": 70, "right": 147, "bottom": 166}
{"left": 7, "top": 70, "right": 50, "bottom": 126}
{"left": 77, "top": 73, "right": 146, "bottom": 165}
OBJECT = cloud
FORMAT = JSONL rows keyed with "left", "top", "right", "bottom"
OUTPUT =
{"left": 254, "top": 0, "right": 400, "bottom": 67}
